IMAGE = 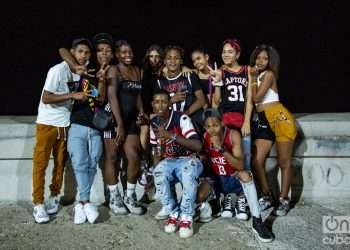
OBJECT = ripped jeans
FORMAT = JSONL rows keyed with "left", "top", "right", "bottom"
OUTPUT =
{"left": 154, "top": 157, "right": 203, "bottom": 217}
{"left": 67, "top": 123, "right": 103, "bottom": 201}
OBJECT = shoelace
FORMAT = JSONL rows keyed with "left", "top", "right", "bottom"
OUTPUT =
{"left": 166, "top": 217, "right": 178, "bottom": 225}
{"left": 127, "top": 195, "right": 140, "bottom": 207}
{"left": 259, "top": 196, "right": 270, "bottom": 206}
{"left": 223, "top": 195, "right": 233, "bottom": 210}
{"left": 279, "top": 199, "right": 289, "bottom": 209}
{"left": 179, "top": 220, "right": 191, "bottom": 228}
{"left": 110, "top": 190, "right": 124, "bottom": 206}
{"left": 237, "top": 197, "right": 246, "bottom": 212}
{"left": 36, "top": 210, "right": 47, "bottom": 218}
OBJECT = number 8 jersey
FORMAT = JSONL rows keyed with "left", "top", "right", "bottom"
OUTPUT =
{"left": 221, "top": 65, "right": 248, "bottom": 114}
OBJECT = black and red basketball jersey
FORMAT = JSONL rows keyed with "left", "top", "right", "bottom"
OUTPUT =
{"left": 150, "top": 110, "right": 199, "bottom": 158}
{"left": 221, "top": 65, "right": 248, "bottom": 114}
{"left": 203, "top": 128, "right": 236, "bottom": 176}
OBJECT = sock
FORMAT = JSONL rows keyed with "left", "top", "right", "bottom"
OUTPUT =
{"left": 240, "top": 179, "right": 261, "bottom": 218}
{"left": 107, "top": 184, "right": 118, "bottom": 192}
{"left": 126, "top": 182, "right": 136, "bottom": 198}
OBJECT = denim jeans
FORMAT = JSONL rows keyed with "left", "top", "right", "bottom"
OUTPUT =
{"left": 242, "top": 135, "right": 252, "bottom": 171}
{"left": 214, "top": 175, "right": 243, "bottom": 195}
{"left": 67, "top": 123, "right": 103, "bottom": 201}
{"left": 154, "top": 157, "right": 203, "bottom": 217}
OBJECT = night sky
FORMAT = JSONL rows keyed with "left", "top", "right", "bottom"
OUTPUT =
{"left": 3, "top": 1, "right": 344, "bottom": 115}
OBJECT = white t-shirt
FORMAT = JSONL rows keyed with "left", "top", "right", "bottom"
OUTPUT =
{"left": 36, "top": 61, "right": 80, "bottom": 127}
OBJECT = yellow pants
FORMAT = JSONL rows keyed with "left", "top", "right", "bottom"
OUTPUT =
{"left": 264, "top": 103, "right": 297, "bottom": 142}
{"left": 32, "top": 124, "right": 68, "bottom": 204}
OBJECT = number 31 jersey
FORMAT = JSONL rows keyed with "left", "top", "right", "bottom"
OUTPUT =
{"left": 221, "top": 65, "right": 248, "bottom": 114}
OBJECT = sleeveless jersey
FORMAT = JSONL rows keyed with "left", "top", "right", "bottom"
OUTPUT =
{"left": 221, "top": 65, "right": 248, "bottom": 114}
{"left": 203, "top": 128, "right": 236, "bottom": 176}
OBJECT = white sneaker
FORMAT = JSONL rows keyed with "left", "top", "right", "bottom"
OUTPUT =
{"left": 221, "top": 194, "right": 234, "bottom": 218}
{"left": 73, "top": 203, "right": 86, "bottom": 224}
{"left": 124, "top": 194, "right": 143, "bottom": 215}
{"left": 179, "top": 214, "right": 193, "bottom": 238}
{"left": 33, "top": 204, "right": 50, "bottom": 224}
{"left": 199, "top": 202, "right": 212, "bottom": 223}
{"left": 164, "top": 212, "right": 179, "bottom": 233}
{"left": 155, "top": 205, "right": 173, "bottom": 220}
{"left": 109, "top": 190, "right": 128, "bottom": 215}
{"left": 84, "top": 203, "right": 99, "bottom": 224}
{"left": 46, "top": 195, "right": 59, "bottom": 215}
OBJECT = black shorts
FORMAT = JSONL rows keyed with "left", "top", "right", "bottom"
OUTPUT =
{"left": 104, "top": 119, "right": 139, "bottom": 138}
{"left": 252, "top": 112, "right": 275, "bottom": 141}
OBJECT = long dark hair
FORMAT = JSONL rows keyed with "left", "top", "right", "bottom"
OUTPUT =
{"left": 142, "top": 44, "right": 164, "bottom": 74}
{"left": 249, "top": 44, "right": 280, "bottom": 79}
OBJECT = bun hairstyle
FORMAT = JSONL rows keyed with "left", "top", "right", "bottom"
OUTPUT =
{"left": 223, "top": 38, "right": 241, "bottom": 53}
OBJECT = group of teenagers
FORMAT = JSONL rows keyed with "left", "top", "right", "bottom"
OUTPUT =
{"left": 32, "top": 32, "right": 298, "bottom": 243}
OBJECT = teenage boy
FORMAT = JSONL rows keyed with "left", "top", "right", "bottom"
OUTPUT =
{"left": 32, "top": 38, "right": 92, "bottom": 223}
{"left": 151, "top": 89, "right": 203, "bottom": 238}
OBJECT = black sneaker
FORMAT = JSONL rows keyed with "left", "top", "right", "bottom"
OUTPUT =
{"left": 209, "top": 198, "right": 221, "bottom": 217}
{"left": 252, "top": 216, "right": 274, "bottom": 243}
{"left": 221, "top": 194, "right": 235, "bottom": 218}
{"left": 235, "top": 195, "right": 249, "bottom": 220}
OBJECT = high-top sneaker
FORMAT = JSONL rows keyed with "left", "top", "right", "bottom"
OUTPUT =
{"left": 235, "top": 194, "right": 249, "bottom": 220}
{"left": 252, "top": 216, "right": 274, "bottom": 243}
{"left": 109, "top": 188, "right": 128, "bottom": 215}
{"left": 221, "top": 194, "right": 235, "bottom": 218}
{"left": 124, "top": 193, "right": 143, "bottom": 215}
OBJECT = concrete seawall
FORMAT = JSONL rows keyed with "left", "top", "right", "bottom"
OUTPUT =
{"left": 0, "top": 113, "right": 349, "bottom": 203}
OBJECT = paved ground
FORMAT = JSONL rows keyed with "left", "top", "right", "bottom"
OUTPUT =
{"left": 0, "top": 199, "right": 349, "bottom": 250}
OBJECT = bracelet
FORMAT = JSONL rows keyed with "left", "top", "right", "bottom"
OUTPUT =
{"left": 251, "top": 82, "right": 257, "bottom": 86}
{"left": 212, "top": 80, "right": 223, "bottom": 87}
{"left": 171, "top": 133, "right": 177, "bottom": 142}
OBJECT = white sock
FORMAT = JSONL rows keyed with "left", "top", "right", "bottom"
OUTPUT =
{"left": 240, "top": 179, "right": 261, "bottom": 218}
{"left": 126, "top": 182, "right": 136, "bottom": 197}
{"left": 107, "top": 184, "right": 118, "bottom": 193}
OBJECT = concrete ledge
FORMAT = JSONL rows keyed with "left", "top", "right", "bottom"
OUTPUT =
{"left": 0, "top": 113, "right": 349, "bottom": 202}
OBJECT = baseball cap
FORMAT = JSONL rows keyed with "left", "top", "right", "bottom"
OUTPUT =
{"left": 71, "top": 38, "right": 93, "bottom": 50}
{"left": 93, "top": 33, "right": 114, "bottom": 48}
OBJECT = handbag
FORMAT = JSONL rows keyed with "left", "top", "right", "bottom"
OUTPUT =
{"left": 92, "top": 108, "right": 114, "bottom": 131}
{"left": 222, "top": 112, "right": 244, "bottom": 129}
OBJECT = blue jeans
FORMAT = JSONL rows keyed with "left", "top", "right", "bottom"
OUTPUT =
{"left": 67, "top": 123, "right": 103, "bottom": 201}
{"left": 154, "top": 157, "right": 203, "bottom": 217}
{"left": 214, "top": 175, "right": 243, "bottom": 195}
{"left": 242, "top": 135, "right": 252, "bottom": 171}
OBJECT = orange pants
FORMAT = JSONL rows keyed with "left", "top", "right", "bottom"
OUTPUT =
{"left": 32, "top": 124, "right": 68, "bottom": 204}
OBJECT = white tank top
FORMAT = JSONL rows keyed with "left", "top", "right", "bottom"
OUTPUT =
{"left": 256, "top": 71, "right": 279, "bottom": 105}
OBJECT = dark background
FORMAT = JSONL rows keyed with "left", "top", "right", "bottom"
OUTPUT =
{"left": 3, "top": 1, "right": 345, "bottom": 115}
